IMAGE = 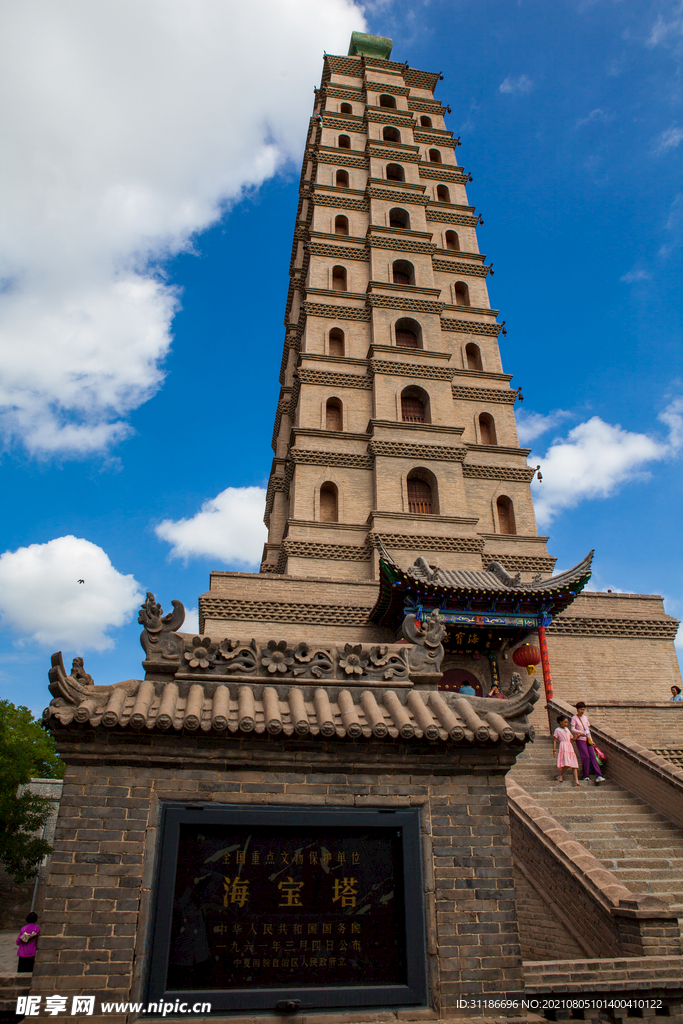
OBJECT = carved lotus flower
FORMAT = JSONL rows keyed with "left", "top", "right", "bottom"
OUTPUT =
{"left": 262, "top": 640, "right": 294, "bottom": 674}
{"left": 184, "top": 636, "right": 217, "bottom": 669}
{"left": 340, "top": 643, "right": 367, "bottom": 676}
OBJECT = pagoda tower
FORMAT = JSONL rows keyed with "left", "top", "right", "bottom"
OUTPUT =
{"left": 199, "top": 34, "right": 679, "bottom": 702}
{"left": 259, "top": 33, "right": 554, "bottom": 585}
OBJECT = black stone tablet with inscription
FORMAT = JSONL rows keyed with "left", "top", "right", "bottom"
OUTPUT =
{"left": 147, "top": 805, "right": 427, "bottom": 1013}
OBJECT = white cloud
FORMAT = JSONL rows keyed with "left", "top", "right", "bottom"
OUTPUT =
{"left": 155, "top": 486, "right": 267, "bottom": 566}
{"left": 499, "top": 74, "right": 533, "bottom": 95}
{"left": 648, "top": 11, "right": 683, "bottom": 49}
{"left": 0, "top": 0, "right": 365, "bottom": 457}
{"left": 0, "top": 536, "right": 143, "bottom": 650}
{"left": 659, "top": 397, "right": 683, "bottom": 451}
{"left": 516, "top": 409, "right": 572, "bottom": 445}
{"left": 183, "top": 607, "right": 200, "bottom": 635}
{"left": 654, "top": 126, "right": 683, "bottom": 154}
{"left": 583, "top": 567, "right": 629, "bottom": 594}
{"left": 659, "top": 193, "right": 683, "bottom": 258}
{"left": 530, "top": 401, "right": 682, "bottom": 526}
{"left": 576, "top": 108, "right": 611, "bottom": 129}
{"left": 620, "top": 267, "right": 652, "bottom": 283}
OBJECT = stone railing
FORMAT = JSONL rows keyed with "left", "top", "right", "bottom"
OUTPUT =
{"left": 507, "top": 779, "right": 682, "bottom": 958}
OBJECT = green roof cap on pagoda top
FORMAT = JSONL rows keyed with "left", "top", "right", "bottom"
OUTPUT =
{"left": 348, "top": 31, "right": 393, "bottom": 59}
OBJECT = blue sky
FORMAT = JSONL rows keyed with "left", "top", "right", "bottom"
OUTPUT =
{"left": 0, "top": 0, "right": 681, "bottom": 715}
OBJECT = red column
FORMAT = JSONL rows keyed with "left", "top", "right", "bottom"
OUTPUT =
{"left": 537, "top": 625, "right": 553, "bottom": 701}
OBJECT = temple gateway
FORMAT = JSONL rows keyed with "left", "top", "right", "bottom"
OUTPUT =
{"left": 30, "top": 32, "right": 683, "bottom": 1024}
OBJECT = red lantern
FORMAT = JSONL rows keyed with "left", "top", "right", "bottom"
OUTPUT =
{"left": 512, "top": 643, "right": 542, "bottom": 675}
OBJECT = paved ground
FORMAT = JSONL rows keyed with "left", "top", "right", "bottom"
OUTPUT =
{"left": 0, "top": 930, "right": 20, "bottom": 974}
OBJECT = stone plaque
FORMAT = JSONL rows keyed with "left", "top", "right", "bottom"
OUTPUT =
{"left": 147, "top": 806, "right": 427, "bottom": 1012}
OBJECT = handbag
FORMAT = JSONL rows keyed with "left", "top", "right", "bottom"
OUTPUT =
{"left": 594, "top": 745, "right": 606, "bottom": 763}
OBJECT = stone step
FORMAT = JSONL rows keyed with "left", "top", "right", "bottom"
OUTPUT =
{"left": 0, "top": 973, "right": 30, "bottom": 1014}
{"left": 552, "top": 807, "right": 670, "bottom": 820}
{"left": 604, "top": 866, "right": 683, "bottom": 883}
{"left": 0, "top": 974, "right": 27, "bottom": 990}
{"left": 586, "top": 837, "right": 683, "bottom": 851}
{"left": 513, "top": 776, "right": 638, "bottom": 794}
{"left": 606, "top": 856, "right": 683, "bottom": 869}
{"left": 552, "top": 815, "right": 683, "bottom": 831}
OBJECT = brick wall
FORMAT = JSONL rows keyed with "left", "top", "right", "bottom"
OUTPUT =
{"left": 569, "top": 703, "right": 683, "bottom": 750}
{"left": 30, "top": 731, "right": 526, "bottom": 1021}
{"left": 544, "top": 592, "right": 681, "bottom": 704}
{"left": 511, "top": 862, "right": 584, "bottom": 962}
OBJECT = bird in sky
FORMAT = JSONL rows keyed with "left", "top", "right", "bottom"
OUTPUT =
{"left": 77, "top": 579, "right": 85, "bottom": 584}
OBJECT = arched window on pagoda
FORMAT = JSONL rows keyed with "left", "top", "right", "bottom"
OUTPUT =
{"left": 497, "top": 496, "right": 516, "bottom": 534}
{"left": 383, "top": 126, "right": 401, "bottom": 143}
{"left": 436, "top": 184, "right": 450, "bottom": 202}
{"left": 401, "top": 386, "right": 429, "bottom": 423}
{"left": 326, "top": 398, "right": 343, "bottom": 431}
{"left": 338, "top": 135, "right": 351, "bottom": 149}
{"left": 340, "top": 102, "right": 352, "bottom": 114}
{"left": 334, "top": 215, "right": 349, "bottom": 235}
{"left": 379, "top": 94, "right": 396, "bottom": 108}
{"left": 445, "top": 230, "right": 459, "bottom": 250}
{"left": 420, "top": 115, "right": 432, "bottom": 128}
{"left": 407, "top": 470, "right": 437, "bottom": 515}
{"left": 336, "top": 169, "right": 349, "bottom": 187}
{"left": 478, "top": 412, "right": 497, "bottom": 445}
{"left": 455, "top": 281, "right": 470, "bottom": 306}
{"left": 389, "top": 207, "right": 410, "bottom": 229}
{"left": 395, "top": 317, "right": 421, "bottom": 348}
{"left": 329, "top": 328, "right": 345, "bottom": 357}
{"left": 332, "top": 265, "right": 347, "bottom": 290}
{"left": 465, "top": 343, "right": 482, "bottom": 370}
{"left": 320, "top": 482, "right": 339, "bottom": 522}
{"left": 392, "top": 259, "right": 415, "bottom": 285}
{"left": 428, "top": 148, "right": 442, "bottom": 163}
{"left": 386, "top": 163, "right": 405, "bottom": 182}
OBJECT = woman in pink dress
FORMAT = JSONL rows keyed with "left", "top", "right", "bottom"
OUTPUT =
{"left": 553, "top": 715, "right": 581, "bottom": 785}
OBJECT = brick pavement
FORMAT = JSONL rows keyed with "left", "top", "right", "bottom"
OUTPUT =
{"left": 0, "top": 930, "right": 20, "bottom": 974}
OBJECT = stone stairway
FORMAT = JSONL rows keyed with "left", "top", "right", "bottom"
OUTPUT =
{"left": 0, "top": 973, "right": 30, "bottom": 1016}
{"left": 509, "top": 732, "right": 683, "bottom": 915}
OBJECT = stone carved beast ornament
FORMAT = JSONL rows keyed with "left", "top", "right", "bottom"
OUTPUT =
{"left": 138, "top": 592, "right": 185, "bottom": 633}
{"left": 138, "top": 592, "right": 186, "bottom": 667}
{"left": 402, "top": 609, "right": 446, "bottom": 674}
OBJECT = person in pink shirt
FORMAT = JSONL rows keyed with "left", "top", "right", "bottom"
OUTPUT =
{"left": 570, "top": 701, "right": 606, "bottom": 784}
{"left": 16, "top": 912, "right": 40, "bottom": 972}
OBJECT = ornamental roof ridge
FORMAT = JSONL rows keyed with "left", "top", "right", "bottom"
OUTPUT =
{"left": 410, "top": 548, "right": 593, "bottom": 594}
{"left": 44, "top": 649, "right": 538, "bottom": 745}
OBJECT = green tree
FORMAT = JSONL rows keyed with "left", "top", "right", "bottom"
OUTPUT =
{"left": 0, "top": 700, "right": 64, "bottom": 883}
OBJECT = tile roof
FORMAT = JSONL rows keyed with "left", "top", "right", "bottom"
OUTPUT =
{"left": 44, "top": 653, "right": 539, "bottom": 746}
{"left": 403, "top": 547, "right": 594, "bottom": 594}
{"left": 369, "top": 541, "right": 593, "bottom": 626}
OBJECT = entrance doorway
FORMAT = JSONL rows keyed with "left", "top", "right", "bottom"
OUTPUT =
{"left": 439, "top": 668, "right": 482, "bottom": 696}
